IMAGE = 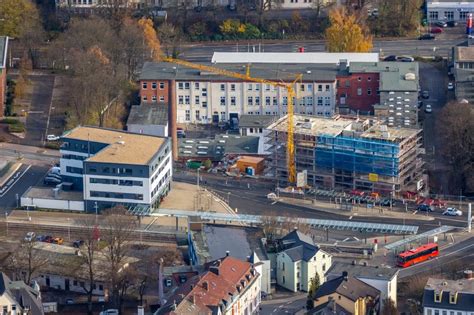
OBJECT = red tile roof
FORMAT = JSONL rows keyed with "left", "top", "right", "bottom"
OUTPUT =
{"left": 159, "top": 256, "right": 259, "bottom": 315}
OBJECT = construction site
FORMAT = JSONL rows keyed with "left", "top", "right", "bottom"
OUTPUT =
{"left": 266, "top": 114, "right": 425, "bottom": 195}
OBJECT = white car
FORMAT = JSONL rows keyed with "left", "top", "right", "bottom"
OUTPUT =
{"left": 100, "top": 310, "right": 119, "bottom": 315}
{"left": 46, "top": 135, "right": 60, "bottom": 141}
{"left": 443, "top": 208, "right": 462, "bottom": 216}
{"left": 24, "top": 232, "right": 36, "bottom": 242}
{"left": 425, "top": 104, "right": 432, "bottom": 113}
{"left": 448, "top": 82, "right": 454, "bottom": 90}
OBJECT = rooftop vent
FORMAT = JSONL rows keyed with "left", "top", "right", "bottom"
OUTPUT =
{"left": 117, "top": 141, "right": 125, "bottom": 145}
{"left": 405, "top": 73, "right": 416, "bottom": 80}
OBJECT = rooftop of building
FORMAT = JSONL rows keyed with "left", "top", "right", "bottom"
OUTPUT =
{"left": 348, "top": 61, "right": 419, "bottom": 92}
{"left": 127, "top": 103, "right": 168, "bottom": 126}
{"left": 23, "top": 186, "right": 83, "bottom": 201}
{"left": 239, "top": 114, "right": 278, "bottom": 129}
{"left": 179, "top": 134, "right": 260, "bottom": 160}
{"left": 237, "top": 155, "right": 265, "bottom": 164}
{"left": 326, "top": 262, "right": 398, "bottom": 281}
{"left": 62, "top": 126, "right": 167, "bottom": 165}
{"left": 0, "top": 36, "right": 8, "bottom": 69}
{"left": 189, "top": 223, "right": 268, "bottom": 264}
{"left": 454, "top": 45, "right": 474, "bottom": 62}
{"left": 427, "top": 0, "right": 474, "bottom": 7}
{"left": 307, "top": 301, "right": 351, "bottom": 315}
{"left": 156, "top": 256, "right": 258, "bottom": 315}
{"left": 423, "top": 276, "right": 474, "bottom": 311}
{"left": 0, "top": 272, "right": 43, "bottom": 315}
{"left": 278, "top": 230, "right": 322, "bottom": 262}
{"left": 211, "top": 52, "right": 380, "bottom": 65}
{"left": 140, "top": 61, "right": 338, "bottom": 82}
{"left": 314, "top": 274, "right": 380, "bottom": 302}
{"left": 267, "top": 114, "right": 420, "bottom": 143}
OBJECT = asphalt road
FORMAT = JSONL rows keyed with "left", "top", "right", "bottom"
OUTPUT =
{"left": 260, "top": 294, "right": 307, "bottom": 315}
{"left": 22, "top": 75, "right": 55, "bottom": 146}
{"left": 180, "top": 38, "right": 464, "bottom": 61}
{"left": 0, "top": 164, "right": 49, "bottom": 212}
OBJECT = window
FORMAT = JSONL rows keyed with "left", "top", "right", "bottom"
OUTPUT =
{"left": 248, "top": 96, "right": 253, "bottom": 105}
{"left": 283, "top": 97, "right": 288, "bottom": 105}
{"left": 73, "top": 280, "right": 78, "bottom": 286}
{"left": 142, "top": 95, "right": 147, "bottom": 102}
{"left": 367, "top": 77, "right": 371, "bottom": 82}
{"left": 185, "top": 110, "right": 190, "bottom": 121}
{"left": 266, "top": 84, "right": 271, "bottom": 91}
{"left": 376, "top": 88, "right": 380, "bottom": 95}
{"left": 220, "top": 111, "right": 226, "bottom": 121}
{"left": 429, "top": 11, "right": 438, "bottom": 20}
{"left": 265, "top": 96, "right": 271, "bottom": 105}
{"left": 449, "top": 293, "right": 457, "bottom": 304}
{"left": 460, "top": 11, "right": 470, "bottom": 20}
{"left": 220, "top": 84, "right": 225, "bottom": 91}
{"left": 255, "top": 96, "right": 260, "bottom": 106}
{"left": 282, "top": 276, "right": 285, "bottom": 284}
{"left": 202, "top": 101, "right": 207, "bottom": 108}
{"left": 255, "top": 84, "right": 260, "bottom": 91}
{"left": 300, "top": 84, "right": 305, "bottom": 92}
{"left": 178, "top": 96, "right": 183, "bottom": 105}
{"left": 325, "top": 85, "right": 330, "bottom": 92}
{"left": 317, "top": 97, "right": 323, "bottom": 106}
{"left": 195, "top": 95, "right": 200, "bottom": 105}
{"left": 195, "top": 110, "right": 200, "bottom": 120}
{"left": 357, "top": 88, "right": 362, "bottom": 96}
{"left": 220, "top": 96, "right": 226, "bottom": 106}
{"left": 142, "top": 82, "right": 147, "bottom": 89}
{"left": 248, "top": 84, "right": 253, "bottom": 91}
{"left": 231, "top": 96, "right": 236, "bottom": 106}
{"left": 444, "top": 11, "right": 454, "bottom": 20}
{"left": 184, "top": 82, "right": 190, "bottom": 90}
{"left": 202, "top": 88, "right": 207, "bottom": 96}
{"left": 318, "top": 85, "right": 322, "bottom": 91}
{"left": 307, "top": 96, "right": 313, "bottom": 105}
{"left": 345, "top": 80, "right": 350, "bottom": 87}
{"left": 99, "top": 284, "right": 103, "bottom": 291}
{"left": 159, "top": 82, "right": 165, "bottom": 89}
{"left": 273, "top": 97, "right": 277, "bottom": 106}
{"left": 231, "top": 84, "right": 236, "bottom": 91}
{"left": 434, "top": 292, "right": 442, "bottom": 303}
{"left": 152, "top": 95, "right": 157, "bottom": 102}
{"left": 178, "top": 82, "right": 184, "bottom": 90}
{"left": 159, "top": 96, "right": 165, "bottom": 102}
{"left": 152, "top": 82, "right": 157, "bottom": 89}
{"left": 194, "top": 82, "right": 199, "bottom": 89}
{"left": 282, "top": 262, "right": 285, "bottom": 271}
{"left": 185, "top": 96, "right": 190, "bottom": 104}
{"left": 367, "top": 88, "right": 372, "bottom": 95}
{"left": 308, "top": 84, "right": 312, "bottom": 91}
{"left": 357, "top": 77, "right": 362, "bottom": 81}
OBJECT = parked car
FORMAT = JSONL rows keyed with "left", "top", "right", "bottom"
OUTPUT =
{"left": 177, "top": 128, "right": 186, "bottom": 138}
{"left": 434, "top": 21, "right": 447, "bottom": 28}
{"left": 37, "top": 235, "right": 53, "bottom": 243}
{"left": 24, "top": 232, "right": 35, "bottom": 242}
{"left": 100, "top": 310, "right": 119, "bottom": 315}
{"left": 425, "top": 104, "right": 432, "bottom": 113}
{"left": 44, "top": 176, "right": 61, "bottom": 185}
{"left": 50, "top": 167, "right": 61, "bottom": 175}
{"left": 430, "top": 27, "right": 443, "bottom": 34}
{"left": 383, "top": 55, "right": 397, "bottom": 62}
{"left": 447, "top": 21, "right": 458, "bottom": 27}
{"left": 65, "top": 299, "right": 74, "bottom": 305}
{"left": 421, "top": 91, "right": 430, "bottom": 99}
{"left": 443, "top": 208, "right": 462, "bottom": 216}
{"left": 46, "top": 135, "right": 60, "bottom": 141}
{"left": 468, "top": 34, "right": 474, "bottom": 39}
{"left": 419, "top": 34, "right": 435, "bottom": 40}
{"left": 52, "top": 237, "right": 64, "bottom": 245}
{"left": 396, "top": 56, "right": 415, "bottom": 62}
{"left": 448, "top": 82, "right": 454, "bottom": 90}
{"left": 417, "top": 204, "right": 433, "bottom": 212}
{"left": 46, "top": 173, "right": 62, "bottom": 181}
{"left": 73, "top": 240, "right": 84, "bottom": 248}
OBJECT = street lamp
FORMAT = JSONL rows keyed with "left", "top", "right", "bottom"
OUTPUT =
{"left": 67, "top": 218, "right": 71, "bottom": 241}
{"left": 5, "top": 212, "right": 8, "bottom": 237}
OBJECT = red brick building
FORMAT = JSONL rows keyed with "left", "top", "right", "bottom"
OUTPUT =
{"left": 139, "top": 79, "right": 170, "bottom": 104}
{"left": 336, "top": 72, "right": 380, "bottom": 114}
{"left": 0, "top": 37, "right": 9, "bottom": 117}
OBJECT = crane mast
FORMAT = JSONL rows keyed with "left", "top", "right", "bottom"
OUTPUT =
{"left": 162, "top": 57, "right": 299, "bottom": 184}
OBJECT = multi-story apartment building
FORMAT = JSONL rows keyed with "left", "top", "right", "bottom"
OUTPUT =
{"left": 427, "top": 0, "right": 474, "bottom": 23}
{"left": 139, "top": 61, "right": 338, "bottom": 124}
{"left": 422, "top": 272, "right": 474, "bottom": 315}
{"left": 0, "top": 36, "right": 8, "bottom": 117}
{"left": 338, "top": 61, "right": 420, "bottom": 127}
{"left": 156, "top": 256, "right": 261, "bottom": 315}
{"left": 60, "top": 126, "right": 172, "bottom": 212}
{"left": 266, "top": 114, "right": 424, "bottom": 193}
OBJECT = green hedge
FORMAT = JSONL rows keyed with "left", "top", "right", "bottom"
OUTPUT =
{"left": 8, "top": 122, "right": 25, "bottom": 133}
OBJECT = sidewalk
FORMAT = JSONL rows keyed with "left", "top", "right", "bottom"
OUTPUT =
{"left": 277, "top": 196, "right": 434, "bottom": 221}
{"left": 0, "top": 142, "right": 60, "bottom": 158}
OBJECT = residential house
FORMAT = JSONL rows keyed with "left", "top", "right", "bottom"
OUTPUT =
{"left": 0, "top": 272, "right": 44, "bottom": 315}
{"left": 155, "top": 256, "right": 261, "bottom": 315}
{"left": 326, "top": 261, "right": 399, "bottom": 308}
{"left": 422, "top": 271, "right": 474, "bottom": 315}
{"left": 311, "top": 272, "right": 380, "bottom": 315}
{"left": 60, "top": 126, "right": 172, "bottom": 212}
{"left": 239, "top": 114, "right": 277, "bottom": 155}
{"left": 188, "top": 222, "right": 272, "bottom": 294}
{"left": 269, "top": 229, "right": 332, "bottom": 292}
{"left": 0, "top": 36, "right": 8, "bottom": 117}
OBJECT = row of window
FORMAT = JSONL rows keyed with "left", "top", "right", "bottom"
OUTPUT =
{"left": 90, "top": 191, "right": 144, "bottom": 201}
{"left": 66, "top": 166, "right": 83, "bottom": 175}
{"left": 142, "top": 82, "right": 165, "bottom": 90}
{"left": 425, "top": 309, "right": 471, "bottom": 315}
{"left": 183, "top": 110, "right": 332, "bottom": 122}
{"left": 89, "top": 178, "right": 143, "bottom": 187}
{"left": 151, "top": 157, "right": 170, "bottom": 183}
{"left": 151, "top": 169, "right": 171, "bottom": 198}
{"left": 62, "top": 154, "right": 86, "bottom": 161}
{"left": 428, "top": 11, "right": 470, "bottom": 20}
{"left": 142, "top": 95, "right": 165, "bottom": 102}
{"left": 174, "top": 82, "right": 332, "bottom": 92}
{"left": 89, "top": 166, "right": 134, "bottom": 175}
{"left": 178, "top": 96, "right": 332, "bottom": 107}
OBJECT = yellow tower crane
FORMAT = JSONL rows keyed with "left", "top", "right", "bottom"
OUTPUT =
{"left": 162, "top": 57, "right": 301, "bottom": 184}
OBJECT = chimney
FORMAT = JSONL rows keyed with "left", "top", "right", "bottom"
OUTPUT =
{"left": 210, "top": 266, "right": 220, "bottom": 276}
{"left": 137, "top": 306, "right": 144, "bottom": 315}
{"left": 342, "top": 271, "right": 348, "bottom": 281}
{"left": 464, "top": 270, "right": 473, "bottom": 280}
{"left": 226, "top": 251, "right": 230, "bottom": 257}
{"left": 202, "top": 281, "right": 208, "bottom": 291}
{"left": 339, "top": 59, "right": 348, "bottom": 72}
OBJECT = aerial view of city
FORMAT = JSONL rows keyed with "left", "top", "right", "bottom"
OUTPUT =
{"left": 0, "top": 0, "right": 473, "bottom": 314}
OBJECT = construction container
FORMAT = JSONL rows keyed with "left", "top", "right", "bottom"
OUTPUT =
{"left": 236, "top": 156, "right": 265, "bottom": 175}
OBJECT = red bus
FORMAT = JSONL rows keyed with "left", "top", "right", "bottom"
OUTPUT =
{"left": 397, "top": 243, "right": 439, "bottom": 268}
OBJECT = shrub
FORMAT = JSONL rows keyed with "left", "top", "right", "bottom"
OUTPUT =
{"left": 1, "top": 118, "right": 19, "bottom": 124}
{"left": 8, "top": 123, "right": 25, "bottom": 133}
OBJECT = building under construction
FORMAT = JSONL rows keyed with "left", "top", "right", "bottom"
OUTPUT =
{"left": 267, "top": 115, "right": 424, "bottom": 194}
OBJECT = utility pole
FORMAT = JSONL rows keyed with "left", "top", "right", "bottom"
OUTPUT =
{"left": 468, "top": 203, "right": 472, "bottom": 233}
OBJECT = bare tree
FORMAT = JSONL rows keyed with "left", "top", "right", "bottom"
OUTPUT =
{"left": 101, "top": 206, "right": 137, "bottom": 312}
{"left": 6, "top": 239, "right": 49, "bottom": 285}
{"left": 157, "top": 22, "right": 181, "bottom": 58}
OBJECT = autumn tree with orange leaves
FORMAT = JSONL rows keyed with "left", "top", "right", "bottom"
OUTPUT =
{"left": 325, "top": 6, "right": 373, "bottom": 52}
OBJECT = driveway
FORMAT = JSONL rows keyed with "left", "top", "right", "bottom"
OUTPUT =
{"left": 22, "top": 75, "right": 55, "bottom": 146}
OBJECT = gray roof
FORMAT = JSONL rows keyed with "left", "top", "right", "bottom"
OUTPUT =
{"left": 422, "top": 278, "right": 474, "bottom": 311}
{"left": 0, "top": 36, "right": 8, "bottom": 68}
{"left": 140, "top": 61, "right": 338, "bottom": 82}
{"left": 179, "top": 134, "right": 259, "bottom": 160}
{"left": 0, "top": 272, "right": 44, "bottom": 315}
{"left": 281, "top": 229, "right": 315, "bottom": 247}
{"left": 239, "top": 115, "right": 278, "bottom": 129}
{"left": 315, "top": 275, "right": 380, "bottom": 302}
{"left": 127, "top": 103, "right": 168, "bottom": 126}
{"left": 326, "top": 262, "right": 398, "bottom": 281}
{"left": 307, "top": 301, "right": 351, "bottom": 315}
{"left": 284, "top": 244, "right": 319, "bottom": 262}
{"left": 280, "top": 230, "right": 320, "bottom": 262}
{"left": 191, "top": 224, "right": 268, "bottom": 264}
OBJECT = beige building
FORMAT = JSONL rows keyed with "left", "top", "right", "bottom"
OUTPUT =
{"left": 271, "top": 230, "right": 332, "bottom": 292}
{"left": 0, "top": 273, "right": 44, "bottom": 315}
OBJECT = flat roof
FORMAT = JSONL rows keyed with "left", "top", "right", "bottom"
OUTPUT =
{"left": 23, "top": 186, "right": 83, "bottom": 201}
{"left": 211, "top": 52, "right": 380, "bottom": 64}
{"left": 140, "top": 61, "right": 338, "bottom": 82}
{"left": 327, "top": 262, "right": 398, "bottom": 281}
{"left": 268, "top": 114, "right": 419, "bottom": 142}
{"left": 454, "top": 46, "right": 474, "bottom": 62}
{"left": 239, "top": 114, "right": 278, "bottom": 128}
{"left": 127, "top": 103, "right": 168, "bottom": 126}
{"left": 179, "top": 135, "right": 260, "bottom": 159}
{"left": 63, "top": 126, "right": 166, "bottom": 165}
{"left": 238, "top": 156, "right": 265, "bottom": 164}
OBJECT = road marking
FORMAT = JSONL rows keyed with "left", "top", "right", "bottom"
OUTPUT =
{"left": 27, "top": 111, "right": 44, "bottom": 114}
{"left": 0, "top": 165, "right": 31, "bottom": 198}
